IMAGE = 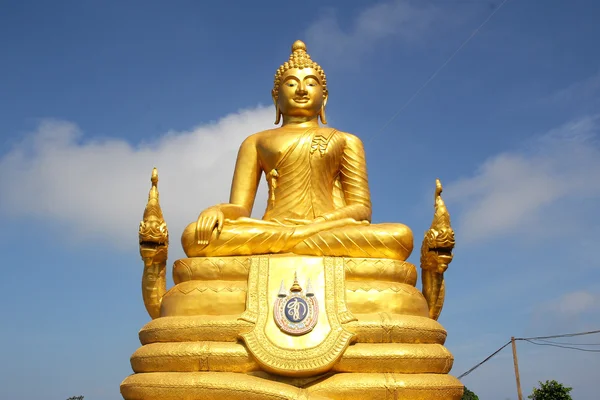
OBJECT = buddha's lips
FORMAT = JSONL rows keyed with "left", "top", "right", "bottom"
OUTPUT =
{"left": 294, "top": 98, "right": 309, "bottom": 103}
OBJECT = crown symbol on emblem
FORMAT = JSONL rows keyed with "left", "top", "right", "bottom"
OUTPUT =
{"left": 290, "top": 271, "right": 303, "bottom": 292}
{"left": 278, "top": 272, "right": 315, "bottom": 297}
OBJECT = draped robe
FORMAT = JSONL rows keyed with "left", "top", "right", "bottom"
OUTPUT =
{"left": 181, "top": 128, "right": 413, "bottom": 260}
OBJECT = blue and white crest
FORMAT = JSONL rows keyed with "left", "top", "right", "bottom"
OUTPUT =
{"left": 273, "top": 273, "right": 319, "bottom": 336}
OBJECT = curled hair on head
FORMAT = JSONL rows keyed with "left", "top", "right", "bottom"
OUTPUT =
{"left": 272, "top": 40, "right": 328, "bottom": 101}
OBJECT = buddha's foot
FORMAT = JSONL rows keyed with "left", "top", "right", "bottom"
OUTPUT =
{"left": 121, "top": 371, "right": 464, "bottom": 400}
{"left": 290, "top": 217, "right": 366, "bottom": 239}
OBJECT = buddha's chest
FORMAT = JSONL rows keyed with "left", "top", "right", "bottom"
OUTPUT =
{"left": 257, "top": 129, "right": 341, "bottom": 172}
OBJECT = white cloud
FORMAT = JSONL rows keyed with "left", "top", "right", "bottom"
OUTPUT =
{"left": 445, "top": 114, "right": 600, "bottom": 243}
{"left": 305, "top": 0, "right": 439, "bottom": 64}
{"left": 0, "top": 106, "right": 273, "bottom": 256}
{"left": 556, "top": 291, "right": 598, "bottom": 315}
{"left": 529, "top": 289, "right": 599, "bottom": 332}
{"left": 549, "top": 69, "right": 600, "bottom": 104}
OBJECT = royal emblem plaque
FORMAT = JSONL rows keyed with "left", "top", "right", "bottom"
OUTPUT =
{"left": 273, "top": 275, "right": 319, "bottom": 335}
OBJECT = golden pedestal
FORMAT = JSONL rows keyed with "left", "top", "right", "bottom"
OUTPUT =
{"left": 121, "top": 255, "right": 463, "bottom": 399}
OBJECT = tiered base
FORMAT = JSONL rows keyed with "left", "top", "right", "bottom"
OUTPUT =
{"left": 122, "top": 255, "right": 463, "bottom": 399}
{"left": 121, "top": 372, "right": 463, "bottom": 400}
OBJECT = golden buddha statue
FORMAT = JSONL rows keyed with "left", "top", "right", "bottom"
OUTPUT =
{"left": 181, "top": 40, "right": 412, "bottom": 261}
{"left": 121, "top": 40, "right": 463, "bottom": 400}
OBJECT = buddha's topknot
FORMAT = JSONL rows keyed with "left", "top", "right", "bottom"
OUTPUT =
{"left": 272, "top": 40, "right": 328, "bottom": 100}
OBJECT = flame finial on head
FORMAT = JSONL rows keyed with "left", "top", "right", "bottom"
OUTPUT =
{"left": 151, "top": 167, "right": 158, "bottom": 186}
{"left": 292, "top": 40, "right": 307, "bottom": 52}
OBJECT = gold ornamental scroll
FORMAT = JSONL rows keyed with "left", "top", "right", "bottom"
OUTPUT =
{"left": 240, "top": 255, "right": 355, "bottom": 377}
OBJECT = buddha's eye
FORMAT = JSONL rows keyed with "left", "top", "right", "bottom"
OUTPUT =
{"left": 286, "top": 82, "right": 296, "bottom": 87}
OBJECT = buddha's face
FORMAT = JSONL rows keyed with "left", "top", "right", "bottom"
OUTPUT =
{"left": 276, "top": 67, "right": 326, "bottom": 118}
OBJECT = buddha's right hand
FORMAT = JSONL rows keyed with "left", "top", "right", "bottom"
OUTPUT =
{"left": 196, "top": 206, "right": 224, "bottom": 246}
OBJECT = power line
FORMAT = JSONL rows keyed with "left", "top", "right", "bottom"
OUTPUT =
{"left": 523, "top": 339, "right": 600, "bottom": 353}
{"left": 369, "top": 0, "right": 513, "bottom": 142}
{"left": 517, "top": 329, "right": 600, "bottom": 341}
{"left": 535, "top": 338, "right": 600, "bottom": 346}
{"left": 457, "top": 340, "right": 511, "bottom": 379}
{"left": 457, "top": 329, "right": 600, "bottom": 380}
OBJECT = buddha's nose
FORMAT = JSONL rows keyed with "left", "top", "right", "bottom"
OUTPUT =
{"left": 296, "top": 85, "right": 308, "bottom": 95}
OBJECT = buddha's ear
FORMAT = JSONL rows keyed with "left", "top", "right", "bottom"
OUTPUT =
{"left": 272, "top": 94, "right": 281, "bottom": 125}
{"left": 319, "top": 94, "right": 328, "bottom": 125}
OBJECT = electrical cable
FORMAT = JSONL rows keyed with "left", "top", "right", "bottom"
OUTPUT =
{"left": 517, "top": 329, "right": 600, "bottom": 341}
{"left": 369, "top": 0, "right": 513, "bottom": 142}
{"left": 458, "top": 329, "right": 600, "bottom": 379}
{"left": 457, "top": 340, "right": 511, "bottom": 379}
{"left": 522, "top": 339, "right": 600, "bottom": 353}
{"left": 534, "top": 338, "right": 600, "bottom": 346}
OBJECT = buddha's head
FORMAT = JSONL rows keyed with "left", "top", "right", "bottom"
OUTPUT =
{"left": 272, "top": 40, "right": 328, "bottom": 124}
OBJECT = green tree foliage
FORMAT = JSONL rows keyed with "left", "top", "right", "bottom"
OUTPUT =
{"left": 528, "top": 380, "right": 573, "bottom": 400}
{"left": 461, "top": 386, "right": 479, "bottom": 400}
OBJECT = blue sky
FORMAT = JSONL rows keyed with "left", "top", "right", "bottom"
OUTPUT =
{"left": 1, "top": 0, "right": 599, "bottom": 399}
